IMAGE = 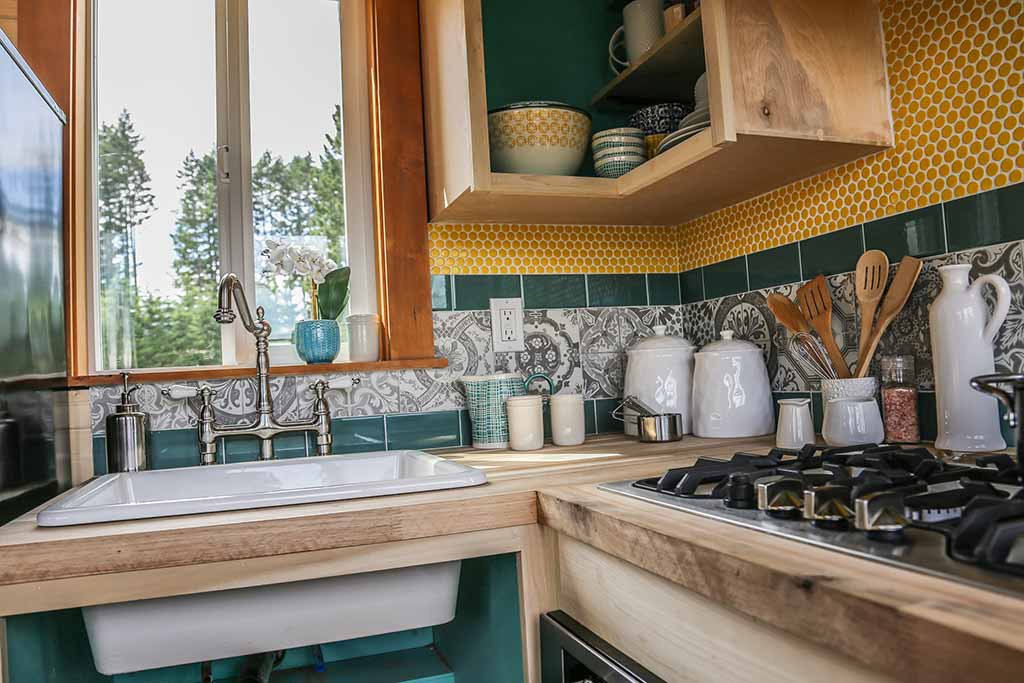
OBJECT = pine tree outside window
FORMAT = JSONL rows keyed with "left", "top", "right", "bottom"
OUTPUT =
{"left": 90, "top": 0, "right": 374, "bottom": 371}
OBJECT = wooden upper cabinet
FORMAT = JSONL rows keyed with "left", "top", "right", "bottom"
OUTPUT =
{"left": 419, "top": 0, "right": 893, "bottom": 227}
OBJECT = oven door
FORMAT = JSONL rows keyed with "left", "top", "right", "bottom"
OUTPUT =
{"left": 540, "top": 611, "right": 667, "bottom": 683}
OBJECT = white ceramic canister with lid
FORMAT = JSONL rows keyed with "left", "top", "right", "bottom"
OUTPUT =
{"left": 691, "top": 330, "right": 774, "bottom": 438}
{"left": 622, "top": 325, "right": 696, "bottom": 436}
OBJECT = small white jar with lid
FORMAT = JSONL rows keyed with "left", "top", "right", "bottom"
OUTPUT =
{"left": 507, "top": 394, "right": 544, "bottom": 451}
{"left": 549, "top": 393, "right": 585, "bottom": 446}
{"left": 346, "top": 313, "right": 381, "bottom": 362}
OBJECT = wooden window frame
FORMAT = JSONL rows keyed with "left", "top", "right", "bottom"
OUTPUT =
{"left": 17, "top": 0, "right": 441, "bottom": 387}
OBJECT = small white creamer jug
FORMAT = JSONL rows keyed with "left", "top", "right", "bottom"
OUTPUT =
{"left": 929, "top": 264, "right": 1009, "bottom": 452}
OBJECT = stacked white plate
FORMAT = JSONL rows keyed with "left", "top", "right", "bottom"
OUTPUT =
{"left": 657, "top": 73, "right": 710, "bottom": 155}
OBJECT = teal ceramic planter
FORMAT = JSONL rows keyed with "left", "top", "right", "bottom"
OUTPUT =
{"left": 293, "top": 320, "right": 340, "bottom": 364}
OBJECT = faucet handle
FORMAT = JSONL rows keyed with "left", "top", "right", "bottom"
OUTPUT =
{"left": 310, "top": 377, "right": 361, "bottom": 395}
{"left": 163, "top": 384, "right": 199, "bottom": 400}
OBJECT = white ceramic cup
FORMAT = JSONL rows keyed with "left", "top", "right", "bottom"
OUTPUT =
{"left": 507, "top": 395, "right": 544, "bottom": 451}
{"left": 822, "top": 398, "right": 884, "bottom": 447}
{"left": 550, "top": 394, "right": 585, "bottom": 446}
{"left": 608, "top": 0, "right": 665, "bottom": 73}
{"left": 346, "top": 314, "right": 380, "bottom": 362}
{"left": 776, "top": 398, "right": 815, "bottom": 449}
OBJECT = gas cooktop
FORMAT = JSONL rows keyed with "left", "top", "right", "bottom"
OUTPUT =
{"left": 599, "top": 443, "right": 1024, "bottom": 597}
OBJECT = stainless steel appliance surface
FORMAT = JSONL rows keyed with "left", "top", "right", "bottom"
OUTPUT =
{"left": 599, "top": 443, "right": 1024, "bottom": 598}
{"left": 0, "top": 29, "right": 70, "bottom": 524}
{"left": 541, "top": 611, "right": 667, "bottom": 683}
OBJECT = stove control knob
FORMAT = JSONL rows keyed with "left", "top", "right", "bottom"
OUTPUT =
{"left": 724, "top": 472, "right": 757, "bottom": 509}
{"left": 756, "top": 476, "right": 804, "bottom": 517}
{"left": 803, "top": 485, "right": 853, "bottom": 527}
{"left": 855, "top": 489, "right": 910, "bottom": 534}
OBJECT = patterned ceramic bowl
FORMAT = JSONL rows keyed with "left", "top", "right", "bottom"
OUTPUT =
{"left": 628, "top": 102, "right": 692, "bottom": 135}
{"left": 594, "top": 154, "right": 646, "bottom": 178}
{"left": 592, "top": 136, "right": 647, "bottom": 154}
{"left": 593, "top": 147, "right": 647, "bottom": 163}
{"left": 488, "top": 101, "right": 592, "bottom": 175}
{"left": 592, "top": 126, "right": 644, "bottom": 140}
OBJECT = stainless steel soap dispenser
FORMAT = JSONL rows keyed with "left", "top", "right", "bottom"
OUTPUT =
{"left": 105, "top": 373, "right": 150, "bottom": 473}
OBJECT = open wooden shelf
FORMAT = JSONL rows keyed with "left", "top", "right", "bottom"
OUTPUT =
{"left": 591, "top": 8, "right": 705, "bottom": 106}
{"left": 420, "top": 0, "right": 894, "bottom": 227}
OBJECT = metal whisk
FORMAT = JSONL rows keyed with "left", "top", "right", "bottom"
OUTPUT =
{"left": 790, "top": 332, "right": 839, "bottom": 379}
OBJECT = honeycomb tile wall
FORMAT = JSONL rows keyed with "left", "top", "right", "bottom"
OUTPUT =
{"left": 428, "top": 0, "right": 1024, "bottom": 276}
{"left": 428, "top": 223, "right": 681, "bottom": 274}
{"left": 678, "top": 0, "right": 1024, "bottom": 270}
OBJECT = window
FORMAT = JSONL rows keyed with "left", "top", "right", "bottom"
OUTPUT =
{"left": 90, "top": 0, "right": 373, "bottom": 371}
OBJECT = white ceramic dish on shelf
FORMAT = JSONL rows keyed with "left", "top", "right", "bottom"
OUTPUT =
{"left": 488, "top": 101, "right": 591, "bottom": 175}
{"left": 656, "top": 123, "right": 709, "bottom": 154}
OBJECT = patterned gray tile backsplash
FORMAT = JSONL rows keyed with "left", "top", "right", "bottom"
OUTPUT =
{"left": 90, "top": 220, "right": 1024, "bottom": 439}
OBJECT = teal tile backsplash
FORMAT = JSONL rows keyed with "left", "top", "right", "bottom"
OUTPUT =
{"left": 863, "top": 204, "right": 946, "bottom": 261}
{"left": 586, "top": 274, "right": 648, "bottom": 307}
{"left": 799, "top": 224, "right": 864, "bottom": 277}
{"left": 523, "top": 274, "right": 587, "bottom": 309}
{"left": 747, "top": 243, "right": 801, "bottom": 290}
{"left": 454, "top": 275, "right": 522, "bottom": 311}
{"left": 702, "top": 255, "right": 747, "bottom": 298}
{"left": 386, "top": 411, "right": 462, "bottom": 450}
{"left": 646, "top": 273, "right": 681, "bottom": 305}
{"left": 944, "top": 182, "right": 1024, "bottom": 252}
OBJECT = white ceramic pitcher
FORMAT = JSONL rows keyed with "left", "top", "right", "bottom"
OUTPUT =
{"left": 929, "top": 264, "right": 1010, "bottom": 452}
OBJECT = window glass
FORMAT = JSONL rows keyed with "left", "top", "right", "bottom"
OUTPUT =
{"left": 249, "top": 0, "right": 347, "bottom": 342}
{"left": 94, "top": 0, "right": 221, "bottom": 369}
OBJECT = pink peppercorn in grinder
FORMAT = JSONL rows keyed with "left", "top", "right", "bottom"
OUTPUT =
{"left": 880, "top": 355, "right": 920, "bottom": 443}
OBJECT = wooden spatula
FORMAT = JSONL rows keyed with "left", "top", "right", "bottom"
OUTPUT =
{"left": 855, "top": 255, "right": 923, "bottom": 378}
{"left": 796, "top": 275, "right": 852, "bottom": 379}
{"left": 855, "top": 250, "right": 889, "bottom": 361}
{"left": 766, "top": 293, "right": 812, "bottom": 334}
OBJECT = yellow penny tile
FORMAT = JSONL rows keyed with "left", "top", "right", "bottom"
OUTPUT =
{"left": 429, "top": 223, "right": 681, "bottom": 275}
{"left": 428, "top": 0, "right": 1024, "bottom": 276}
{"left": 678, "top": 0, "right": 1024, "bottom": 271}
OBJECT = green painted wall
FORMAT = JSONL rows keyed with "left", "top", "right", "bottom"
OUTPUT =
{"left": 435, "top": 553, "right": 525, "bottom": 683}
{"left": 481, "top": 0, "right": 631, "bottom": 175}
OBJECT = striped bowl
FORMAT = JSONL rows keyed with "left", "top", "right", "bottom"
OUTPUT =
{"left": 594, "top": 154, "right": 646, "bottom": 178}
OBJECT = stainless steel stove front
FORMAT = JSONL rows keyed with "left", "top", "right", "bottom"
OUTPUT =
{"left": 598, "top": 479, "right": 1024, "bottom": 598}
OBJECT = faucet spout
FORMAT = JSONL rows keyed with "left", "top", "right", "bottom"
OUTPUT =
{"left": 215, "top": 273, "right": 267, "bottom": 337}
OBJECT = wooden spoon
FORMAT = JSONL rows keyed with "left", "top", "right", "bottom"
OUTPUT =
{"left": 766, "top": 293, "right": 811, "bottom": 334}
{"left": 855, "top": 255, "right": 923, "bottom": 378}
{"left": 855, "top": 250, "right": 890, "bottom": 361}
{"left": 796, "top": 275, "right": 852, "bottom": 379}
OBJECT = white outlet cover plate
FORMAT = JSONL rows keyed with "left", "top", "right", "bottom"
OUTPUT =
{"left": 490, "top": 297, "right": 525, "bottom": 352}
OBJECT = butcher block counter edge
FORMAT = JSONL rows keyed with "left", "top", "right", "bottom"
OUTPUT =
{"left": 539, "top": 483, "right": 1024, "bottom": 682}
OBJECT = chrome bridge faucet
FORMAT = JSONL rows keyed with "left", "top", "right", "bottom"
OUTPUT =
{"left": 161, "top": 273, "right": 355, "bottom": 465}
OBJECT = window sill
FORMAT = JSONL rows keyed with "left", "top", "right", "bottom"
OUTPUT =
{"left": 67, "top": 357, "right": 449, "bottom": 387}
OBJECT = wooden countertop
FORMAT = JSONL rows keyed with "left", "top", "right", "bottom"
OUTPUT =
{"left": 3, "top": 434, "right": 1024, "bottom": 680}
{"left": 0, "top": 434, "right": 769, "bottom": 587}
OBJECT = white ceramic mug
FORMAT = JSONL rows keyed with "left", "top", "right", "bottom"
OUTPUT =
{"left": 822, "top": 398, "right": 884, "bottom": 447}
{"left": 550, "top": 393, "right": 585, "bottom": 446}
{"left": 608, "top": 0, "right": 665, "bottom": 73}
{"left": 346, "top": 313, "right": 380, "bottom": 362}
{"left": 776, "top": 398, "right": 814, "bottom": 449}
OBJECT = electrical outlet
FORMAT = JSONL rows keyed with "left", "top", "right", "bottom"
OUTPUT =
{"left": 490, "top": 297, "right": 524, "bottom": 352}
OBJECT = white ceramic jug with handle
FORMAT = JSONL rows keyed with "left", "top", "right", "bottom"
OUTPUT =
{"left": 929, "top": 264, "right": 1010, "bottom": 452}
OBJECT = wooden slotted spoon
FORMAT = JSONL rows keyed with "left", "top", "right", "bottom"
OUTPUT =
{"left": 766, "top": 293, "right": 812, "bottom": 334}
{"left": 856, "top": 255, "right": 923, "bottom": 378}
{"left": 855, "top": 250, "right": 890, "bottom": 362}
{"left": 796, "top": 275, "right": 852, "bottom": 379}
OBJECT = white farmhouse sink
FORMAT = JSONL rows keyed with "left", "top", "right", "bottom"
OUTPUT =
{"left": 37, "top": 450, "right": 487, "bottom": 526}
{"left": 84, "top": 560, "right": 462, "bottom": 674}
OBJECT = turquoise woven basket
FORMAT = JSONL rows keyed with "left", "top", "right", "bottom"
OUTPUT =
{"left": 461, "top": 373, "right": 554, "bottom": 449}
